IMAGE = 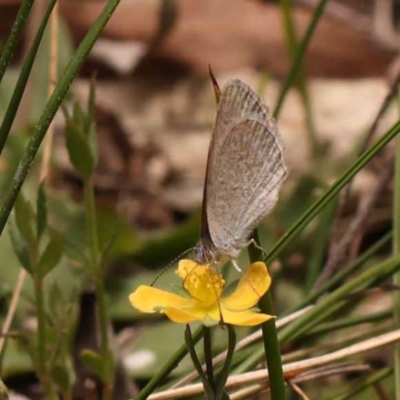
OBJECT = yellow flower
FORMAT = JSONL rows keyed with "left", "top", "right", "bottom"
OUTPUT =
{"left": 129, "top": 260, "right": 273, "bottom": 327}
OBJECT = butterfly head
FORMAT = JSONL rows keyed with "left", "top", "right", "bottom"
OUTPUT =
{"left": 193, "top": 239, "right": 230, "bottom": 268}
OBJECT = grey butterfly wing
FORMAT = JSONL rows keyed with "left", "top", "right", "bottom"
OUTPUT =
{"left": 205, "top": 80, "right": 287, "bottom": 257}
{"left": 209, "top": 79, "right": 281, "bottom": 151}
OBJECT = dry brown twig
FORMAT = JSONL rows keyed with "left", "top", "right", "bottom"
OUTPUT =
{"left": 170, "top": 306, "right": 312, "bottom": 389}
{"left": 229, "top": 363, "right": 370, "bottom": 399}
{"left": 147, "top": 328, "right": 400, "bottom": 399}
{"left": 316, "top": 72, "right": 400, "bottom": 288}
{"left": 287, "top": 381, "right": 310, "bottom": 400}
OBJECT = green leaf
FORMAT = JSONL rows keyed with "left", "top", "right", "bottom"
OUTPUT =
{"left": 87, "top": 121, "right": 98, "bottom": 169}
{"left": 65, "top": 120, "right": 96, "bottom": 180}
{"left": 51, "top": 365, "right": 71, "bottom": 391}
{"left": 36, "top": 183, "right": 47, "bottom": 240}
{"left": 9, "top": 222, "right": 32, "bottom": 274}
{"left": 80, "top": 349, "right": 105, "bottom": 380}
{"left": 73, "top": 102, "right": 87, "bottom": 133}
{"left": 14, "top": 193, "right": 36, "bottom": 248}
{"left": 36, "top": 235, "right": 63, "bottom": 279}
{"left": 0, "top": 0, "right": 121, "bottom": 235}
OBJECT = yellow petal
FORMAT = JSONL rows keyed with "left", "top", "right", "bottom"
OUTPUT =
{"left": 176, "top": 259, "right": 202, "bottom": 280}
{"left": 221, "top": 262, "right": 271, "bottom": 311}
{"left": 129, "top": 285, "right": 192, "bottom": 313}
{"left": 216, "top": 308, "right": 274, "bottom": 326}
{"left": 163, "top": 307, "right": 207, "bottom": 324}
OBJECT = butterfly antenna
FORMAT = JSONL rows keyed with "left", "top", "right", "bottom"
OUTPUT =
{"left": 150, "top": 247, "right": 194, "bottom": 287}
{"left": 208, "top": 264, "right": 225, "bottom": 327}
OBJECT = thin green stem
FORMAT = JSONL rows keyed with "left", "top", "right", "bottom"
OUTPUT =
{"left": 279, "top": 257, "right": 400, "bottom": 345}
{"left": 393, "top": 93, "right": 400, "bottom": 399}
{"left": 293, "top": 231, "right": 393, "bottom": 313}
{"left": 184, "top": 325, "right": 213, "bottom": 396}
{"left": 265, "top": 119, "right": 400, "bottom": 265}
{"left": 35, "top": 278, "right": 57, "bottom": 400}
{"left": 95, "top": 280, "right": 112, "bottom": 400}
{"left": 332, "top": 367, "right": 392, "bottom": 400}
{"left": 308, "top": 310, "right": 390, "bottom": 337}
{"left": 215, "top": 325, "right": 236, "bottom": 398}
{"left": 0, "top": 0, "right": 121, "bottom": 235}
{"left": 232, "top": 344, "right": 263, "bottom": 374}
{"left": 84, "top": 179, "right": 100, "bottom": 270}
{"left": 278, "top": 0, "right": 319, "bottom": 158}
{"left": 136, "top": 326, "right": 203, "bottom": 400}
{"left": 0, "top": 0, "right": 34, "bottom": 83}
{"left": 249, "top": 232, "right": 286, "bottom": 400}
{"left": 84, "top": 179, "right": 112, "bottom": 399}
{"left": 305, "top": 200, "right": 336, "bottom": 291}
{"left": 0, "top": 0, "right": 57, "bottom": 155}
{"left": 273, "top": 0, "right": 329, "bottom": 119}
{"left": 203, "top": 327, "right": 215, "bottom": 390}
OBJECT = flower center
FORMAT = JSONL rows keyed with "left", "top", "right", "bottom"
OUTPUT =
{"left": 183, "top": 266, "right": 225, "bottom": 309}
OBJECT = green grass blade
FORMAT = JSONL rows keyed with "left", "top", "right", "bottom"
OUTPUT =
{"left": 294, "top": 230, "right": 393, "bottom": 312}
{"left": 265, "top": 119, "right": 400, "bottom": 265}
{"left": 279, "top": 256, "right": 400, "bottom": 344}
{"left": 0, "top": 0, "right": 57, "bottom": 154}
{"left": 278, "top": 0, "right": 319, "bottom": 157}
{"left": 0, "top": 0, "right": 121, "bottom": 235}
{"left": 0, "top": 0, "right": 34, "bottom": 84}
{"left": 332, "top": 367, "right": 392, "bottom": 400}
{"left": 273, "top": 0, "right": 329, "bottom": 119}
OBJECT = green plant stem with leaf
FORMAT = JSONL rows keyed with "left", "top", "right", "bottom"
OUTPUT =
{"left": 84, "top": 177, "right": 114, "bottom": 399}
{"left": 64, "top": 78, "right": 115, "bottom": 399}
{"left": 11, "top": 187, "right": 63, "bottom": 398}
{"left": 35, "top": 277, "right": 58, "bottom": 400}
{"left": 0, "top": 0, "right": 121, "bottom": 235}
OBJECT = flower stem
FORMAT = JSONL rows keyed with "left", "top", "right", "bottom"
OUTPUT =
{"left": 203, "top": 327, "right": 215, "bottom": 390}
{"left": 84, "top": 178, "right": 113, "bottom": 400}
{"left": 215, "top": 325, "right": 236, "bottom": 397}
{"left": 249, "top": 232, "right": 286, "bottom": 399}
{"left": 258, "top": 293, "right": 286, "bottom": 399}
{"left": 185, "top": 325, "right": 214, "bottom": 396}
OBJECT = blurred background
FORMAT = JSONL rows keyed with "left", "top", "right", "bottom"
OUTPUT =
{"left": 1, "top": 0, "right": 400, "bottom": 398}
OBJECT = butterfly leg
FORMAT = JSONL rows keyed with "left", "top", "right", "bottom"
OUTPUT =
{"left": 231, "top": 259, "right": 244, "bottom": 273}
{"left": 246, "top": 238, "right": 267, "bottom": 259}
